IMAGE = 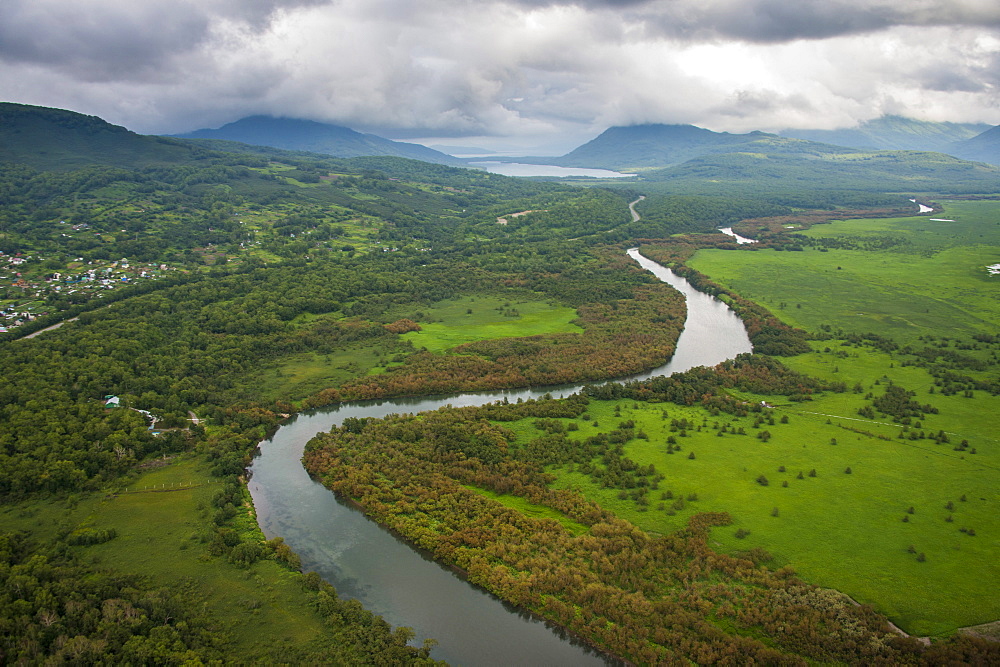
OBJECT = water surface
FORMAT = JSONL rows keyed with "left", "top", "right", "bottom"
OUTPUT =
{"left": 248, "top": 250, "right": 752, "bottom": 664}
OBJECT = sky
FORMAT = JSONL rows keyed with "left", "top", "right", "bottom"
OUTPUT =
{"left": 1, "top": 0, "right": 998, "bottom": 154}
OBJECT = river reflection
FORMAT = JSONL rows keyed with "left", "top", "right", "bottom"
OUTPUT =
{"left": 248, "top": 249, "right": 752, "bottom": 665}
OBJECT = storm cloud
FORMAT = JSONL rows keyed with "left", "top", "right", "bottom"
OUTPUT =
{"left": 0, "top": 0, "right": 996, "bottom": 153}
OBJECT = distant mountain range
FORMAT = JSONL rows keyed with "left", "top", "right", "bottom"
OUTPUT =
{"left": 2, "top": 103, "right": 995, "bottom": 195}
{"left": 778, "top": 115, "right": 992, "bottom": 154}
{"left": 532, "top": 124, "right": 853, "bottom": 170}
{"left": 948, "top": 125, "right": 1000, "bottom": 165}
{"left": 502, "top": 121, "right": 997, "bottom": 194}
{"left": 174, "top": 116, "right": 465, "bottom": 166}
{"left": 519, "top": 119, "right": 997, "bottom": 171}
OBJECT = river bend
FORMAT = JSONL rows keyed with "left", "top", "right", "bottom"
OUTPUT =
{"left": 248, "top": 249, "right": 752, "bottom": 665}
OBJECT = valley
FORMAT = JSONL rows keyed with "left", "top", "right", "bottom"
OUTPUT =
{"left": 0, "top": 103, "right": 998, "bottom": 664}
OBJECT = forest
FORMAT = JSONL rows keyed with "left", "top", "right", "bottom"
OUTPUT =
{"left": 1, "top": 105, "right": 998, "bottom": 664}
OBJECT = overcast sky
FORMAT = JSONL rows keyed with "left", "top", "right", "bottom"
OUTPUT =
{"left": 1, "top": 0, "right": 998, "bottom": 153}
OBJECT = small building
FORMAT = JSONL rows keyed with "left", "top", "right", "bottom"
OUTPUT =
{"left": 105, "top": 395, "right": 121, "bottom": 408}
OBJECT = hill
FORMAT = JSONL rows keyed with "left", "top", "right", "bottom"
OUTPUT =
{"left": 636, "top": 149, "right": 1000, "bottom": 197}
{"left": 779, "top": 115, "right": 991, "bottom": 152}
{"left": 542, "top": 122, "right": 1000, "bottom": 200}
{"left": 537, "top": 124, "right": 852, "bottom": 170}
{"left": 174, "top": 116, "right": 465, "bottom": 166}
{"left": 0, "top": 102, "right": 201, "bottom": 170}
{"left": 948, "top": 125, "right": 1000, "bottom": 165}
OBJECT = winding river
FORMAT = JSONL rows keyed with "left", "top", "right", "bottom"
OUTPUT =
{"left": 247, "top": 249, "right": 752, "bottom": 665}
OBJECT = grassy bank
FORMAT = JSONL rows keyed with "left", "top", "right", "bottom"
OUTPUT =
{"left": 687, "top": 201, "right": 1000, "bottom": 343}
{"left": 500, "top": 351, "right": 998, "bottom": 636}
{"left": 0, "top": 456, "right": 405, "bottom": 662}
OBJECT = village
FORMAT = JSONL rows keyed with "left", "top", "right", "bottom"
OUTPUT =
{"left": 0, "top": 251, "right": 179, "bottom": 333}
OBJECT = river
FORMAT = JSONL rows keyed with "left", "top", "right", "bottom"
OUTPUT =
{"left": 247, "top": 249, "right": 752, "bottom": 665}
{"left": 718, "top": 227, "right": 757, "bottom": 244}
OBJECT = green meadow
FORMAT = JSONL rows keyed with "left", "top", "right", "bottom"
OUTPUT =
{"left": 501, "top": 348, "right": 999, "bottom": 636}
{"left": 254, "top": 295, "right": 582, "bottom": 402}
{"left": 689, "top": 200, "right": 1000, "bottom": 343}
{"left": 462, "top": 485, "right": 589, "bottom": 536}
{"left": 256, "top": 343, "right": 399, "bottom": 402}
{"left": 0, "top": 456, "right": 363, "bottom": 660}
{"left": 397, "top": 295, "right": 582, "bottom": 353}
{"left": 578, "top": 199, "right": 1000, "bottom": 636}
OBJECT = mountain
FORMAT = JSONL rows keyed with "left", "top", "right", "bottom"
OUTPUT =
{"left": 540, "top": 124, "right": 853, "bottom": 170}
{"left": 637, "top": 149, "right": 1000, "bottom": 197}
{"left": 947, "top": 125, "right": 1000, "bottom": 165}
{"left": 0, "top": 102, "right": 198, "bottom": 170}
{"left": 779, "top": 115, "right": 991, "bottom": 152}
{"left": 174, "top": 116, "right": 465, "bottom": 166}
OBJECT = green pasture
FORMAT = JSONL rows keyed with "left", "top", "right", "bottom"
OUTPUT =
{"left": 254, "top": 343, "right": 400, "bottom": 403}
{"left": 50, "top": 456, "right": 359, "bottom": 659}
{"left": 462, "top": 485, "right": 588, "bottom": 536}
{"left": 254, "top": 295, "right": 582, "bottom": 402}
{"left": 396, "top": 295, "right": 583, "bottom": 353}
{"left": 501, "top": 347, "right": 999, "bottom": 635}
{"left": 686, "top": 200, "right": 1000, "bottom": 343}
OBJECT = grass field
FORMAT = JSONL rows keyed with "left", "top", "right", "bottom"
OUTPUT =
{"left": 254, "top": 295, "right": 583, "bottom": 402}
{"left": 463, "top": 485, "right": 589, "bottom": 536}
{"left": 585, "top": 199, "right": 1000, "bottom": 635}
{"left": 396, "top": 295, "right": 583, "bottom": 353}
{"left": 688, "top": 200, "right": 1000, "bottom": 343}
{"left": 0, "top": 456, "right": 361, "bottom": 660}
{"left": 255, "top": 343, "right": 400, "bottom": 402}
{"left": 501, "top": 351, "right": 999, "bottom": 636}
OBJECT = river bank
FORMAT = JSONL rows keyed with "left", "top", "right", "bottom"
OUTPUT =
{"left": 248, "top": 249, "right": 751, "bottom": 664}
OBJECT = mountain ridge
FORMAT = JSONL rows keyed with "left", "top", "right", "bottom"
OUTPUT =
{"left": 526, "top": 123, "right": 856, "bottom": 170}
{"left": 947, "top": 125, "right": 1000, "bottom": 165}
{"left": 778, "top": 115, "right": 991, "bottom": 153}
{"left": 174, "top": 116, "right": 466, "bottom": 166}
{"left": 0, "top": 102, "right": 202, "bottom": 170}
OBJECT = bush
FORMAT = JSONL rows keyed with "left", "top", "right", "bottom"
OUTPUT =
{"left": 229, "top": 541, "right": 264, "bottom": 568}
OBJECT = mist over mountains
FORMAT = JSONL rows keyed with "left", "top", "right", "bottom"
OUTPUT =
{"left": 3, "top": 102, "right": 996, "bottom": 189}
{"left": 778, "top": 115, "right": 991, "bottom": 153}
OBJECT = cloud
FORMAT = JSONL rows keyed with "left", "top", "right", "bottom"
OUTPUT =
{"left": 0, "top": 0, "right": 323, "bottom": 81}
{"left": 511, "top": 0, "right": 1000, "bottom": 42}
{"left": 0, "top": 0, "right": 996, "bottom": 148}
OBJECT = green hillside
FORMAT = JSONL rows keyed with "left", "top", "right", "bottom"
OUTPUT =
{"left": 949, "top": 125, "right": 1000, "bottom": 166}
{"left": 0, "top": 102, "right": 204, "bottom": 170}
{"left": 545, "top": 123, "right": 851, "bottom": 170}
{"left": 780, "top": 115, "right": 991, "bottom": 152}
{"left": 637, "top": 149, "right": 1000, "bottom": 196}
{"left": 174, "top": 115, "right": 465, "bottom": 166}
